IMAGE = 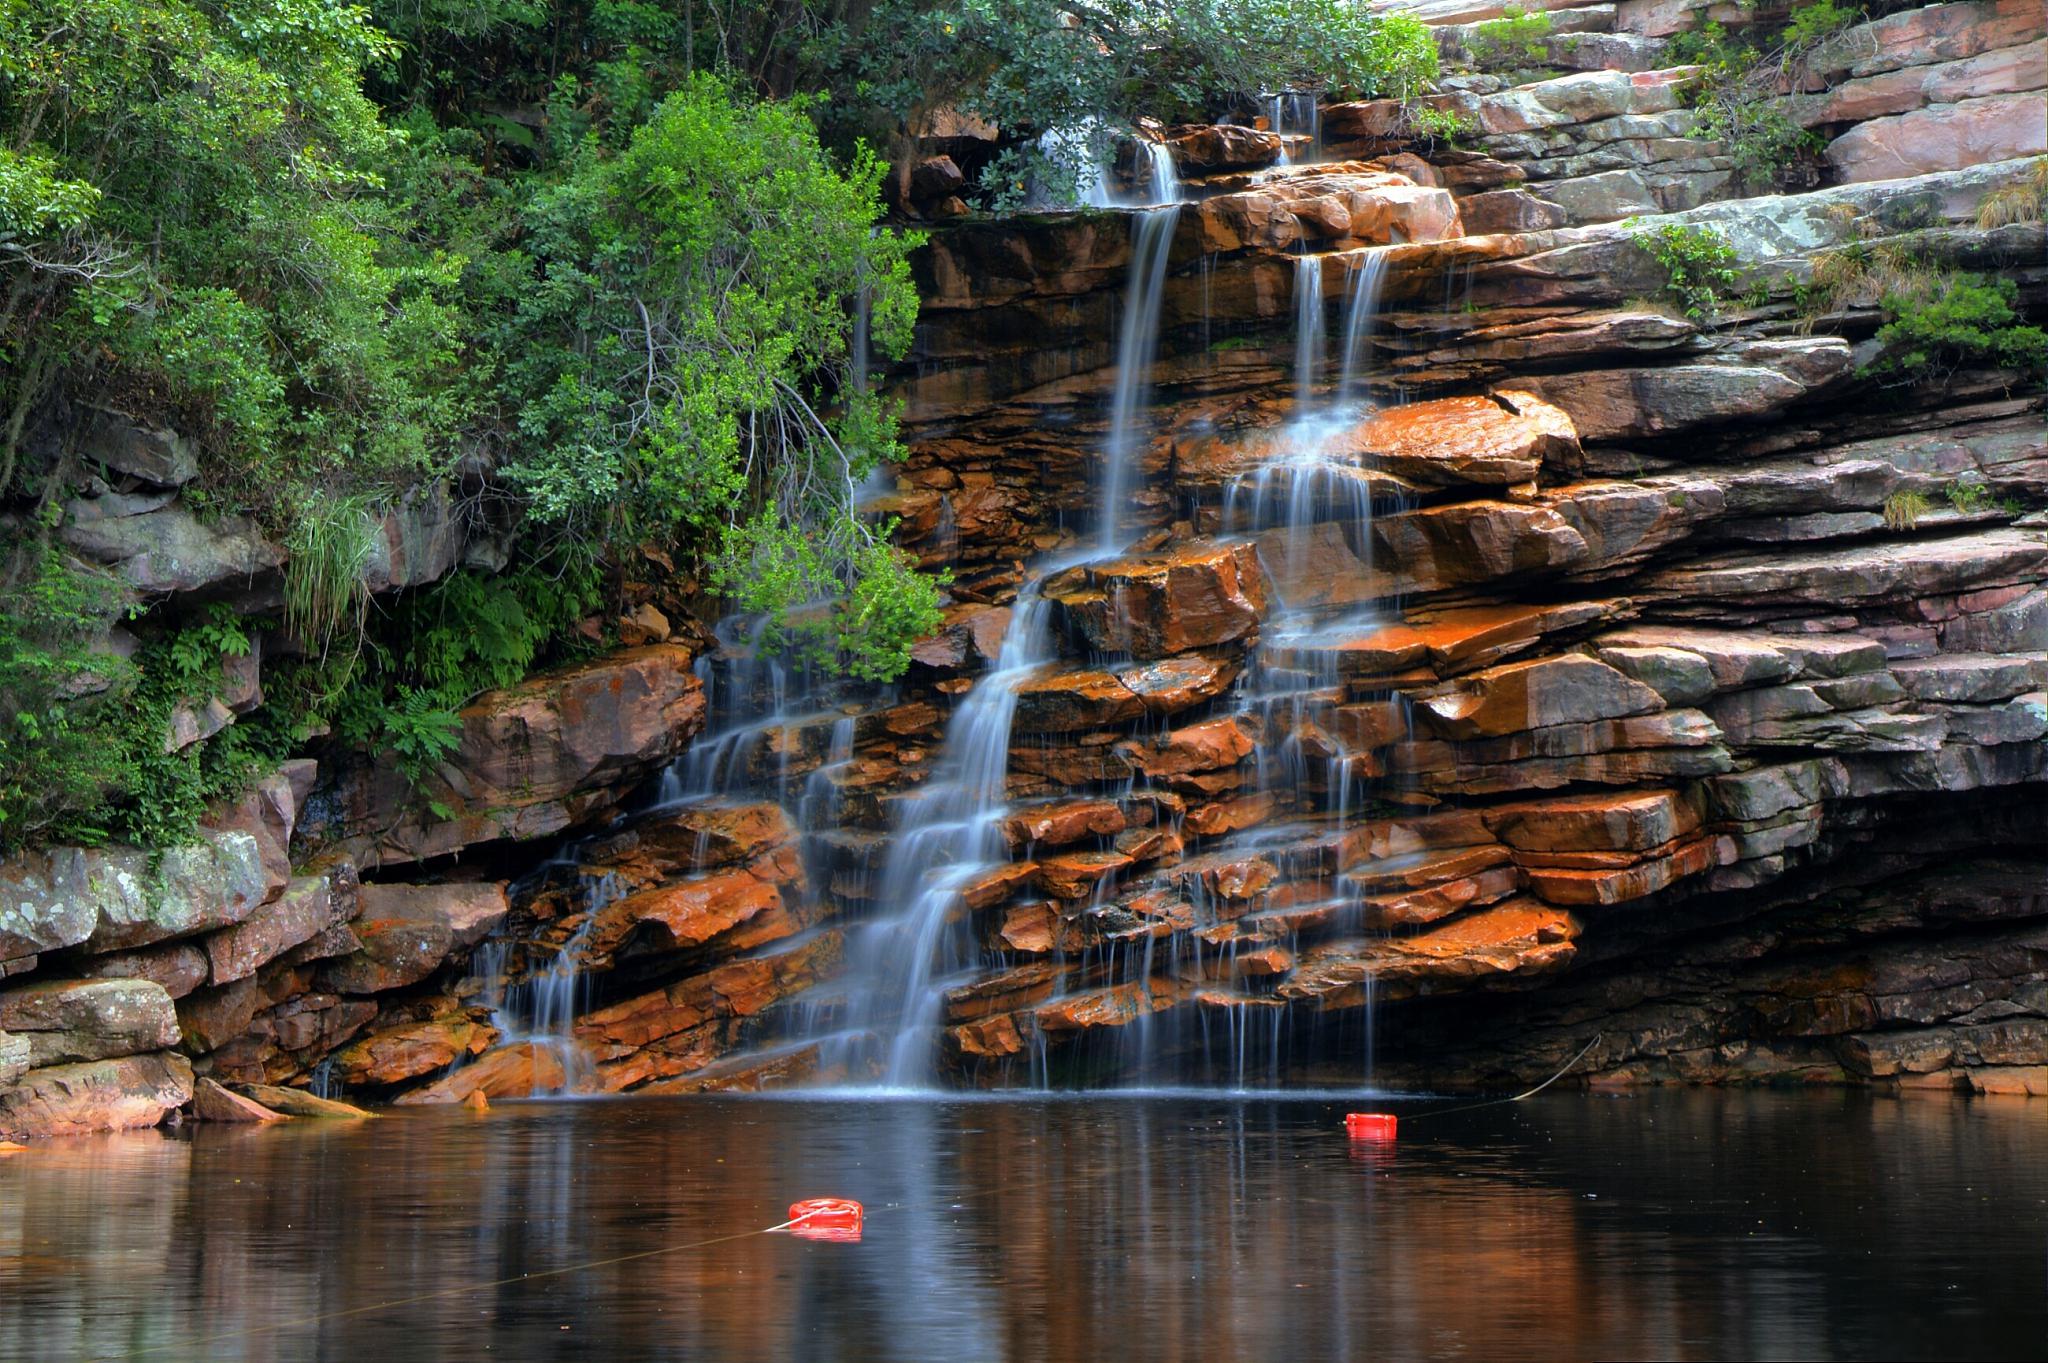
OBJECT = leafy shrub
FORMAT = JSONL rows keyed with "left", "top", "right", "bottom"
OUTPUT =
{"left": 1865, "top": 272, "right": 2048, "bottom": 380}
{"left": 1631, "top": 222, "right": 1743, "bottom": 320}
{"left": 816, "top": 0, "right": 1439, "bottom": 205}
{"left": 1404, "top": 106, "right": 1477, "bottom": 147}
{"left": 1944, "top": 481, "right": 1990, "bottom": 514}
{"left": 1672, "top": 2, "right": 1854, "bottom": 191}
{"left": 1471, "top": 5, "right": 1554, "bottom": 67}
{"left": 504, "top": 76, "right": 940, "bottom": 678}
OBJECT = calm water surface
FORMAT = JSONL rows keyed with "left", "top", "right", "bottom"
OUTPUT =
{"left": 1, "top": 1090, "right": 2042, "bottom": 1361}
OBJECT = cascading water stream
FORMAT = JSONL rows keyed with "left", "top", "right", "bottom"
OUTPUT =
{"left": 1336, "top": 249, "right": 1392, "bottom": 408}
{"left": 1189, "top": 245, "right": 1397, "bottom": 1086}
{"left": 825, "top": 190, "right": 1185, "bottom": 1085}
{"left": 1098, "top": 201, "right": 1183, "bottom": 551}
{"left": 828, "top": 589, "right": 1059, "bottom": 1085}
{"left": 1293, "top": 252, "right": 1326, "bottom": 410}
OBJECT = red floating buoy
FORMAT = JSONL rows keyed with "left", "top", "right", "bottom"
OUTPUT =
{"left": 1344, "top": 1112, "right": 1398, "bottom": 1140}
{"left": 786, "top": 1197, "right": 865, "bottom": 1242}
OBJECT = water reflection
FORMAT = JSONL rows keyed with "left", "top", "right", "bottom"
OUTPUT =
{"left": 1, "top": 1092, "right": 2041, "bottom": 1361}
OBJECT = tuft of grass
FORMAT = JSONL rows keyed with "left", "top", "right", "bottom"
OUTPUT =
{"left": 283, "top": 491, "right": 380, "bottom": 655}
{"left": 1882, "top": 489, "right": 1930, "bottom": 532}
{"left": 1975, "top": 162, "right": 2047, "bottom": 229}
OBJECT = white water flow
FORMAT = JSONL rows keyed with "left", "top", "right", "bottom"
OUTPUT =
{"left": 1194, "top": 247, "right": 1395, "bottom": 1086}
{"left": 1098, "top": 202, "right": 1183, "bottom": 551}
{"left": 835, "top": 192, "right": 1184, "bottom": 1086}
{"left": 1040, "top": 123, "right": 1180, "bottom": 209}
{"left": 835, "top": 588, "right": 1059, "bottom": 1086}
{"left": 1336, "top": 249, "right": 1392, "bottom": 407}
{"left": 1293, "top": 253, "right": 1326, "bottom": 410}
{"left": 466, "top": 866, "right": 627, "bottom": 1096}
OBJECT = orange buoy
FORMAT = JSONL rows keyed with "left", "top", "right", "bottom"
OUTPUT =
{"left": 0, "top": 1140, "right": 26, "bottom": 1156}
{"left": 787, "top": 1197, "right": 864, "bottom": 1242}
{"left": 1344, "top": 1112, "right": 1398, "bottom": 1140}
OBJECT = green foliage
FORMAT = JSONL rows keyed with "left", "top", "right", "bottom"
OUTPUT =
{"left": 0, "top": 552, "right": 136, "bottom": 847}
{"left": 1689, "top": 83, "right": 1823, "bottom": 191}
{"left": 330, "top": 557, "right": 604, "bottom": 790}
{"left": 1865, "top": 272, "right": 2048, "bottom": 380}
{"left": 502, "top": 75, "right": 933, "bottom": 676}
{"left": 1471, "top": 6, "right": 1554, "bottom": 67}
{"left": 0, "top": 551, "right": 288, "bottom": 852}
{"left": 0, "top": 0, "right": 467, "bottom": 507}
{"left": 282, "top": 493, "right": 379, "bottom": 653}
{"left": 379, "top": 688, "right": 465, "bottom": 793}
{"left": 1404, "top": 106, "right": 1476, "bottom": 147}
{"left": 1630, "top": 223, "right": 1743, "bottom": 321}
{"left": 1782, "top": 0, "right": 1858, "bottom": 53}
{"left": 1673, "top": 2, "right": 1853, "bottom": 191}
{"left": 813, "top": 0, "right": 1438, "bottom": 204}
{"left": 1944, "top": 481, "right": 1990, "bottom": 514}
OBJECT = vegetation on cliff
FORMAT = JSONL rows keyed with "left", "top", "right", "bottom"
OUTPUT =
{"left": 0, "top": 0, "right": 1438, "bottom": 849}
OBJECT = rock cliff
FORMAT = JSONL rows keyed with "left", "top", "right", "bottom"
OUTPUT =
{"left": 3, "top": 0, "right": 2043, "bottom": 1134}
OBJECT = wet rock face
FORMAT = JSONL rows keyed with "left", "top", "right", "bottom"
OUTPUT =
{"left": 842, "top": 98, "right": 2048, "bottom": 1089}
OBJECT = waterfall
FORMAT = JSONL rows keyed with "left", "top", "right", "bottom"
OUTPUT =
{"left": 1336, "top": 248, "right": 1392, "bottom": 408}
{"left": 832, "top": 589, "right": 1059, "bottom": 1086}
{"left": 1138, "top": 140, "right": 1180, "bottom": 207}
{"left": 822, "top": 187, "right": 1186, "bottom": 1086}
{"left": 1270, "top": 94, "right": 1291, "bottom": 166}
{"left": 1293, "top": 253, "right": 1326, "bottom": 410}
{"left": 1038, "top": 122, "right": 1178, "bottom": 210}
{"left": 468, "top": 868, "right": 628, "bottom": 1097}
{"left": 1099, "top": 203, "right": 1183, "bottom": 552}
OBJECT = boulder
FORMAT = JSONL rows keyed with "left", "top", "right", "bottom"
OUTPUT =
{"left": 1808, "top": 0, "right": 2044, "bottom": 84}
{"left": 1166, "top": 125, "right": 1284, "bottom": 173}
{"left": 315, "top": 885, "right": 484, "bottom": 995}
{"left": 0, "top": 1052, "right": 193, "bottom": 1139}
{"left": 1826, "top": 94, "right": 2048, "bottom": 183}
{"left": 1358, "top": 390, "right": 1579, "bottom": 487}
{"left": 0, "top": 978, "right": 180, "bottom": 1066}
{"left": 330, "top": 1015, "right": 497, "bottom": 1087}
{"left": 190, "top": 1076, "right": 288, "bottom": 1123}
{"left": 48, "top": 407, "right": 201, "bottom": 486}
{"left": 0, "top": 829, "right": 279, "bottom": 962}
{"left": 1044, "top": 540, "right": 1270, "bottom": 656}
{"left": 586, "top": 861, "right": 796, "bottom": 961}
{"left": 1482, "top": 788, "right": 1702, "bottom": 852}
{"left": 1458, "top": 188, "right": 1571, "bottom": 234}
{"left": 236, "top": 1083, "right": 375, "bottom": 1118}
{"left": 1515, "top": 365, "right": 1811, "bottom": 442}
{"left": 392, "top": 1041, "right": 568, "bottom": 1104}
{"left": 1013, "top": 655, "right": 1240, "bottom": 733}
{"left": 202, "top": 875, "right": 352, "bottom": 985}
{"left": 60, "top": 497, "right": 283, "bottom": 595}
{"left": 1418, "top": 654, "right": 1669, "bottom": 739}
{"left": 1002, "top": 799, "right": 1130, "bottom": 848}
{"left": 70, "top": 942, "right": 210, "bottom": 1000}
{"left": 1792, "top": 45, "right": 2048, "bottom": 128}
{"left": 309, "top": 645, "right": 707, "bottom": 867}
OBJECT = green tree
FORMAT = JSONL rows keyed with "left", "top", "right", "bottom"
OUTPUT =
{"left": 501, "top": 75, "right": 939, "bottom": 677}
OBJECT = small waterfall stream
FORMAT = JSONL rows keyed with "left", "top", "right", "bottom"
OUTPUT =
{"left": 818, "top": 183, "right": 1187, "bottom": 1086}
